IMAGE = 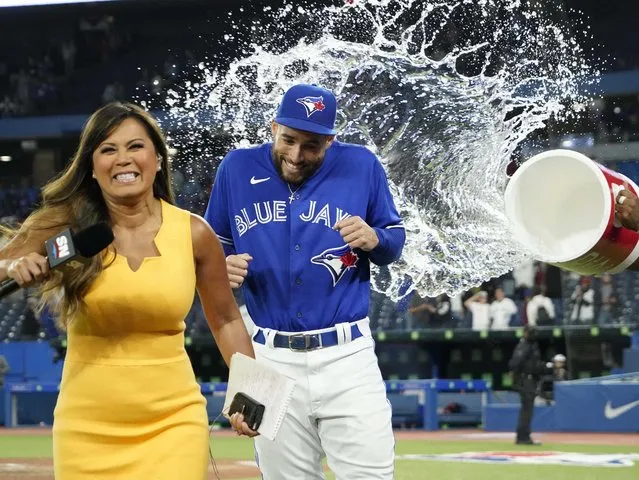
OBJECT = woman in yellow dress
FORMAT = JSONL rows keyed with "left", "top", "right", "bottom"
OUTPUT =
{"left": 0, "top": 103, "right": 255, "bottom": 479}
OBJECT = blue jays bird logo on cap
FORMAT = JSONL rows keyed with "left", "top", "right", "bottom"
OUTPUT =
{"left": 311, "top": 244, "right": 359, "bottom": 286}
{"left": 296, "top": 96, "right": 326, "bottom": 118}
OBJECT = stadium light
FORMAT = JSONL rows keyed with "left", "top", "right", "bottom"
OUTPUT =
{"left": 0, "top": 156, "right": 12, "bottom": 162}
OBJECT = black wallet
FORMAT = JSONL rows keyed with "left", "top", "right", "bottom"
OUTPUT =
{"left": 228, "top": 392, "right": 265, "bottom": 431}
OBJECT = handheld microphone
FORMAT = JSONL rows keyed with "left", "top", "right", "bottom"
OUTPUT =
{"left": 0, "top": 223, "right": 114, "bottom": 299}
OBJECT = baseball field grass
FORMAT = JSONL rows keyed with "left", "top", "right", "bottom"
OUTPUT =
{"left": 0, "top": 429, "right": 637, "bottom": 479}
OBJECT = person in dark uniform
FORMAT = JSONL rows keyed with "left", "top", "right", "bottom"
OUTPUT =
{"left": 508, "top": 325, "right": 548, "bottom": 445}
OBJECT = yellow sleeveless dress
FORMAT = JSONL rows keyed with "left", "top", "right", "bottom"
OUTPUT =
{"left": 52, "top": 200, "right": 209, "bottom": 479}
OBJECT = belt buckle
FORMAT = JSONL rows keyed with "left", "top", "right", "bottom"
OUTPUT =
{"left": 288, "top": 333, "right": 320, "bottom": 351}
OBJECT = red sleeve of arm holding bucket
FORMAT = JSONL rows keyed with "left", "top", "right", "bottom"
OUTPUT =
{"left": 204, "top": 157, "right": 236, "bottom": 257}
{"left": 367, "top": 156, "right": 406, "bottom": 266}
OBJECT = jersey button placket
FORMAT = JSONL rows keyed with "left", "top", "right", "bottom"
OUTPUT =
{"left": 289, "top": 196, "right": 305, "bottom": 324}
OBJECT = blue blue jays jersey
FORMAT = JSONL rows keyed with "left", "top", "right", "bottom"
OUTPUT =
{"left": 204, "top": 141, "right": 405, "bottom": 332}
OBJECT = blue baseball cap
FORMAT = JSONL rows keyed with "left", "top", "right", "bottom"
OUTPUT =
{"left": 274, "top": 83, "right": 337, "bottom": 135}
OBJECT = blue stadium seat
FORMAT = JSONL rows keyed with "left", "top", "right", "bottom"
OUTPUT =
{"left": 489, "top": 390, "right": 521, "bottom": 404}
{"left": 388, "top": 393, "right": 421, "bottom": 427}
{"left": 438, "top": 392, "right": 483, "bottom": 425}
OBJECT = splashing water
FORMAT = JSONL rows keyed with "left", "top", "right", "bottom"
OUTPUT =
{"left": 160, "top": 0, "right": 596, "bottom": 300}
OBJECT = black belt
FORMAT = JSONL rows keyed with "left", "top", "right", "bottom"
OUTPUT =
{"left": 252, "top": 324, "right": 363, "bottom": 351}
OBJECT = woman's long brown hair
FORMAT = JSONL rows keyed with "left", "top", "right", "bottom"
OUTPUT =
{"left": 3, "top": 102, "right": 175, "bottom": 329}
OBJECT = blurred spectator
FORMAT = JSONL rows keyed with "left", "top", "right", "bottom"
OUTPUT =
{"left": 430, "top": 294, "right": 453, "bottom": 329}
{"left": 61, "top": 38, "right": 77, "bottom": 76}
{"left": 513, "top": 260, "right": 535, "bottom": 300}
{"left": 0, "top": 182, "right": 40, "bottom": 223}
{"left": 0, "top": 354, "right": 8, "bottom": 387}
{"left": 39, "top": 302, "right": 62, "bottom": 340}
{"left": 178, "top": 178, "right": 207, "bottom": 212}
{"left": 0, "top": 60, "right": 7, "bottom": 87}
{"left": 464, "top": 290, "right": 490, "bottom": 331}
{"left": 0, "top": 95, "right": 19, "bottom": 117}
{"left": 490, "top": 287, "right": 518, "bottom": 329}
{"left": 393, "top": 285, "right": 412, "bottom": 329}
{"left": 596, "top": 273, "right": 620, "bottom": 325}
{"left": 598, "top": 293, "right": 621, "bottom": 325}
{"left": 600, "top": 274, "right": 613, "bottom": 303}
{"left": 409, "top": 293, "right": 453, "bottom": 329}
{"left": 150, "top": 71, "right": 164, "bottom": 96}
{"left": 11, "top": 69, "right": 31, "bottom": 110}
{"left": 550, "top": 353, "right": 570, "bottom": 381}
{"left": 542, "top": 264, "right": 563, "bottom": 322}
{"left": 601, "top": 341, "right": 621, "bottom": 371}
{"left": 102, "top": 81, "right": 124, "bottom": 104}
{"left": 408, "top": 293, "right": 431, "bottom": 329}
{"left": 518, "top": 289, "right": 532, "bottom": 326}
{"left": 21, "top": 296, "right": 42, "bottom": 340}
{"left": 78, "top": 14, "right": 113, "bottom": 64}
{"left": 164, "top": 54, "right": 180, "bottom": 85}
{"left": 538, "top": 353, "right": 570, "bottom": 404}
{"left": 540, "top": 263, "right": 562, "bottom": 296}
{"left": 0, "top": 353, "right": 9, "bottom": 389}
{"left": 526, "top": 286, "right": 555, "bottom": 326}
{"left": 569, "top": 276, "right": 596, "bottom": 324}
{"left": 450, "top": 293, "right": 464, "bottom": 325}
{"left": 171, "top": 168, "right": 186, "bottom": 196}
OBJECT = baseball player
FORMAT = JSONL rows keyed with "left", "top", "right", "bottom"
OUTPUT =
{"left": 204, "top": 83, "right": 405, "bottom": 479}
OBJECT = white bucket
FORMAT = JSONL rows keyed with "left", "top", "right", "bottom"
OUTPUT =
{"left": 504, "top": 149, "right": 639, "bottom": 275}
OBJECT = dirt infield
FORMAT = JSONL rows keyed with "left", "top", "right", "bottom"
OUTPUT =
{"left": 0, "top": 458, "right": 260, "bottom": 479}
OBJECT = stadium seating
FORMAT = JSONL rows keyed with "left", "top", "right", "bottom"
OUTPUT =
{"left": 1, "top": 267, "right": 638, "bottom": 342}
{"left": 388, "top": 393, "right": 421, "bottom": 427}
{"left": 0, "top": 296, "right": 29, "bottom": 342}
{"left": 438, "top": 392, "right": 484, "bottom": 426}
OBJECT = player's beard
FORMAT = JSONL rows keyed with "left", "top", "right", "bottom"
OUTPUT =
{"left": 272, "top": 149, "right": 323, "bottom": 187}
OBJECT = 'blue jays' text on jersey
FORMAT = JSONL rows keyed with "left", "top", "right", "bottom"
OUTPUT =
{"left": 204, "top": 141, "right": 406, "bottom": 332}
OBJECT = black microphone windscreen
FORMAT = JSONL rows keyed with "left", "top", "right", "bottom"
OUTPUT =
{"left": 72, "top": 223, "right": 114, "bottom": 257}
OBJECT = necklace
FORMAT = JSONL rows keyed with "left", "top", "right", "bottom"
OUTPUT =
{"left": 287, "top": 183, "right": 302, "bottom": 204}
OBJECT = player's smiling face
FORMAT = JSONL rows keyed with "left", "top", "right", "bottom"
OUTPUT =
{"left": 271, "top": 122, "right": 334, "bottom": 186}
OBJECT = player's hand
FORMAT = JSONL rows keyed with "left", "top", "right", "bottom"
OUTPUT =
{"left": 333, "top": 216, "right": 379, "bottom": 251}
{"left": 226, "top": 253, "right": 252, "bottom": 288}
{"left": 615, "top": 182, "right": 639, "bottom": 231}
{"left": 229, "top": 412, "right": 259, "bottom": 437}
{"left": 6, "top": 253, "right": 49, "bottom": 287}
